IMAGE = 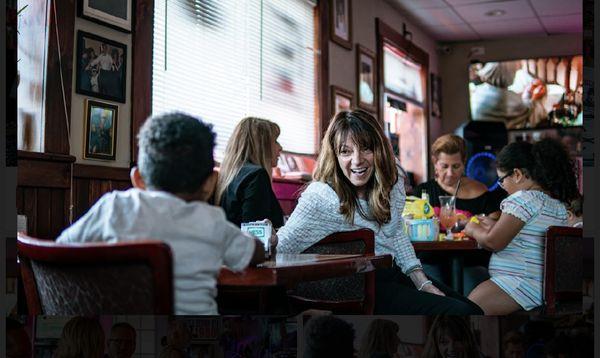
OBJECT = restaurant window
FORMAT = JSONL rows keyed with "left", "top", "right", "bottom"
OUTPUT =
{"left": 16, "top": 0, "right": 50, "bottom": 152}
{"left": 152, "top": 0, "right": 318, "bottom": 159}
{"left": 379, "top": 34, "right": 429, "bottom": 185}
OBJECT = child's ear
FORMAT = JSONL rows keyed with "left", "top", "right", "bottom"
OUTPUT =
{"left": 513, "top": 168, "right": 525, "bottom": 183}
{"left": 130, "top": 167, "right": 147, "bottom": 190}
{"left": 200, "top": 170, "right": 218, "bottom": 202}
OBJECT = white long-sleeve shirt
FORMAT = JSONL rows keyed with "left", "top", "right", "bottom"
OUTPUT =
{"left": 277, "top": 180, "right": 421, "bottom": 273}
{"left": 57, "top": 188, "right": 255, "bottom": 315}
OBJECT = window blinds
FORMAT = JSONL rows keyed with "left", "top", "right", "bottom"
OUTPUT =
{"left": 152, "top": 0, "right": 317, "bottom": 159}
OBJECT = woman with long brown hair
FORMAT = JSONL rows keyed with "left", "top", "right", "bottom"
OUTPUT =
{"left": 421, "top": 316, "right": 483, "bottom": 358}
{"left": 216, "top": 117, "right": 284, "bottom": 227}
{"left": 276, "top": 109, "right": 482, "bottom": 314}
{"left": 358, "top": 319, "right": 401, "bottom": 358}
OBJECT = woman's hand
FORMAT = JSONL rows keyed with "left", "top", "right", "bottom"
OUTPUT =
{"left": 270, "top": 233, "right": 278, "bottom": 248}
{"left": 408, "top": 268, "right": 445, "bottom": 296}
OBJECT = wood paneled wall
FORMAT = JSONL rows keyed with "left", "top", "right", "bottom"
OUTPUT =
{"left": 17, "top": 151, "right": 131, "bottom": 239}
{"left": 72, "top": 164, "right": 131, "bottom": 221}
{"left": 17, "top": 151, "right": 75, "bottom": 240}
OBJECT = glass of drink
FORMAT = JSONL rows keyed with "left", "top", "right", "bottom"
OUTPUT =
{"left": 439, "top": 195, "right": 457, "bottom": 240}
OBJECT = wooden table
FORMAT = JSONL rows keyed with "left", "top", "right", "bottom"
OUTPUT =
{"left": 412, "top": 239, "right": 481, "bottom": 293}
{"left": 218, "top": 253, "right": 392, "bottom": 287}
{"left": 217, "top": 253, "right": 392, "bottom": 314}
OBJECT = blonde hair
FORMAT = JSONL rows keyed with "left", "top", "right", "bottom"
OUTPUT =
{"left": 53, "top": 317, "right": 105, "bottom": 358}
{"left": 431, "top": 134, "right": 467, "bottom": 164}
{"left": 216, "top": 117, "right": 280, "bottom": 204}
{"left": 357, "top": 319, "right": 399, "bottom": 358}
{"left": 314, "top": 109, "right": 397, "bottom": 225}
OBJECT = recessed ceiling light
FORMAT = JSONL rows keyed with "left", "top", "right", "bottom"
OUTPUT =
{"left": 484, "top": 9, "right": 506, "bottom": 17}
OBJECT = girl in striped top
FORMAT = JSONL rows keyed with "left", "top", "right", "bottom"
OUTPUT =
{"left": 464, "top": 138, "right": 579, "bottom": 314}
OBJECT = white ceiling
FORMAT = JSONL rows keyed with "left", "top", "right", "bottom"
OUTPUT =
{"left": 386, "top": 0, "right": 582, "bottom": 42}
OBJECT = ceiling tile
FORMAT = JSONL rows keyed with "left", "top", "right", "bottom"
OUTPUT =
{"left": 529, "top": 0, "right": 582, "bottom": 17}
{"left": 390, "top": 0, "right": 448, "bottom": 9}
{"left": 427, "top": 23, "right": 481, "bottom": 41}
{"left": 540, "top": 15, "right": 583, "bottom": 34}
{"left": 409, "top": 7, "right": 466, "bottom": 26}
{"left": 471, "top": 17, "right": 546, "bottom": 38}
{"left": 453, "top": 0, "right": 536, "bottom": 23}
{"left": 445, "top": 0, "right": 507, "bottom": 5}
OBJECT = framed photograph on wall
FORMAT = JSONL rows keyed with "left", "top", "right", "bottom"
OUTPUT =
{"left": 356, "top": 45, "right": 377, "bottom": 112}
{"left": 78, "top": 0, "right": 132, "bottom": 32}
{"left": 331, "top": 85, "right": 354, "bottom": 116}
{"left": 83, "top": 99, "right": 118, "bottom": 161}
{"left": 76, "top": 31, "right": 127, "bottom": 103}
{"left": 330, "top": 0, "right": 352, "bottom": 49}
{"left": 430, "top": 73, "right": 442, "bottom": 118}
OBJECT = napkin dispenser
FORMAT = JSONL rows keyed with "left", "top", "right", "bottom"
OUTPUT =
{"left": 405, "top": 218, "right": 439, "bottom": 242}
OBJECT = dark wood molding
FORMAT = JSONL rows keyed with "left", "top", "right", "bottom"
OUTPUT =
{"left": 131, "top": 0, "right": 155, "bottom": 164}
{"left": 17, "top": 151, "right": 75, "bottom": 189}
{"left": 18, "top": 161, "right": 71, "bottom": 189}
{"left": 44, "top": 0, "right": 76, "bottom": 154}
{"left": 73, "top": 164, "right": 131, "bottom": 182}
{"left": 317, "top": 0, "right": 330, "bottom": 147}
{"left": 18, "top": 150, "right": 76, "bottom": 163}
{"left": 376, "top": 19, "right": 429, "bottom": 66}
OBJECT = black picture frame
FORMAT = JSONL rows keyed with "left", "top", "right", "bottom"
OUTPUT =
{"left": 83, "top": 99, "right": 118, "bottom": 161}
{"left": 330, "top": 0, "right": 352, "bottom": 50}
{"left": 331, "top": 85, "right": 354, "bottom": 117}
{"left": 77, "top": 0, "right": 133, "bottom": 33}
{"left": 430, "top": 73, "right": 442, "bottom": 118}
{"left": 76, "top": 31, "right": 127, "bottom": 103}
{"left": 356, "top": 44, "right": 377, "bottom": 113}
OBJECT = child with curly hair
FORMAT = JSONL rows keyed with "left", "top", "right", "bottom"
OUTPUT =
{"left": 464, "top": 138, "right": 579, "bottom": 314}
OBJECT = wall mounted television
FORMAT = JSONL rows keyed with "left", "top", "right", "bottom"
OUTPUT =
{"left": 468, "top": 56, "right": 582, "bottom": 129}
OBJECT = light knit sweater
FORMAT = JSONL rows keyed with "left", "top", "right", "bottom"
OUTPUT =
{"left": 277, "top": 180, "right": 421, "bottom": 273}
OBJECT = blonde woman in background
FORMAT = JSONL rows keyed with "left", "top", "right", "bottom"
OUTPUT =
{"left": 216, "top": 117, "right": 284, "bottom": 227}
{"left": 53, "top": 316, "right": 105, "bottom": 358}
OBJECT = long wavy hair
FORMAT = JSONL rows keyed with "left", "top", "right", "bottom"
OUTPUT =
{"left": 357, "top": 319, "right": 400, "bottom": 358}
{"left": 314, "top": 109, "right": 397, "bottom": 225}
{"left": 421, "top": 316, "right": 481, "bottom": 358}
{"left": 215, "top": 117, "right": 280, "bottom": 204}
{"left": 53, "top": 317, "right": 105, "bottom": 358}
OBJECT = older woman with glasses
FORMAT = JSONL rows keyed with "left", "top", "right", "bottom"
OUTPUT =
{"left": 413, "top": 134, "right": 504, "bottom": 221}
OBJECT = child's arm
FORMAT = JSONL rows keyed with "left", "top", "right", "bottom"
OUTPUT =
{"left": 464, "top": 213, "right": 525, "bottom": 251}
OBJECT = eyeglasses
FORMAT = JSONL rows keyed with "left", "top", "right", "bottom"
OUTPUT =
{"left": 497, "top": 170, "right": 514, "bottom": 186}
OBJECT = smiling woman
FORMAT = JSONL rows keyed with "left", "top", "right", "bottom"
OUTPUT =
{"left": 276, "top": 109, "right": 483, "bottom": 315}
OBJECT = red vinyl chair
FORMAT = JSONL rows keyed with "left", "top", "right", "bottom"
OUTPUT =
{"left": 542, "top": 226, "right": 584, "bottom": 315}
{"left": 287, "top": 229, "right": 376, "bottom": 314}
{"left": 17, "top": 233, "right": 174, "bottom": 315}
